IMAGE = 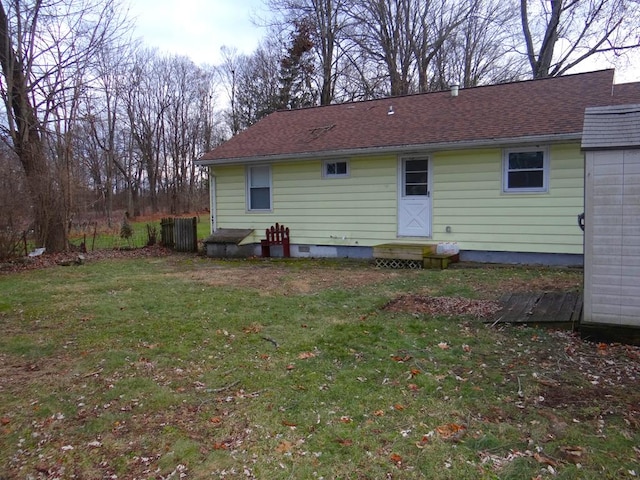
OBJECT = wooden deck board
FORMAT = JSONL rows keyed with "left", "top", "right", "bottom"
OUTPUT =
{"left": 492, "top": 292, "right": 582, "bottom": 327}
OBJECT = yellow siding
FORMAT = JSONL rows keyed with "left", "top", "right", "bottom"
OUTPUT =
{"left": 213, "top": 156, "right": 398, "bottom": 246}
{"left": 431, "top": 144, "right": 584, "bottom": 254}
{"left": 211, "top": 143, "right": 585, "bottom": 254}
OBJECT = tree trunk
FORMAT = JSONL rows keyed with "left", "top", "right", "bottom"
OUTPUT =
{"left": 0, "top": 3, "right": 67, "bottom": 252}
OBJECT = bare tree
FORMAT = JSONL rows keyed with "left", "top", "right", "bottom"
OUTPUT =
{"left": 220, "top": 43, "right": 282, "bottom": 133}
{"left": 345, "top": 0, "right": 478, "bottom": 96}
{"left": 409, "top": 0, "right": 477, "bottom": 93}
{"left": 520, "top": 0, "right": 640, "bottom": 78}
{"left": 0, "top": 0, "right": 130, "bottom": 252}
{"left": 267, "top": 0, "right": 352, "bottom": 105}
{"left": 163, "top": 56, "right": 216, "bottom": 213}
{"left": 124, "top": 48, "right": 172, "bottom": 214}
{"left": 348, "top": 0, "right": 416, "bottom": 96}
{"left": 431, "top": 0, "right": 525, "bottom": 89}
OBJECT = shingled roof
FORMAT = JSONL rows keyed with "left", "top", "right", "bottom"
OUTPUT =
{"left": 197, "top": 70, "right": 639, "bottom": 165}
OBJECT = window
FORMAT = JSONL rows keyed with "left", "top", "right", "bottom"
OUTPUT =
{"left": 323, "top": 159, "right": 349, "bottom": 178}
{"left": 503, "top": 148, "right": 549, "bottom": 193}
{"left": 247, "top": 165, "right": 271, "bottom": 211}
{"left": 403, "top": 158, "right": 429, "bottom": 196}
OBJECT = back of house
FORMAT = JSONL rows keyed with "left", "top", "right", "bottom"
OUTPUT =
{"left": 196, "top": 70, "right": 640, "bottom": 266}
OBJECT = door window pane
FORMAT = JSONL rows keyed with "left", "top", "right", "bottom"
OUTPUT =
{"left": 404, "top": 159, "right": 428, "bottom": 196}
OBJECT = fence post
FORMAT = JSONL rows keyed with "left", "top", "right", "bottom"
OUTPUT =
{"left": 191, "top": 217, "right": 197, "bottom": 252}
{"left": 160, "top": 218, "right": 175, "bottom": 248}
{"left": 161, "top": 217, "right": 198, "bottom": 252}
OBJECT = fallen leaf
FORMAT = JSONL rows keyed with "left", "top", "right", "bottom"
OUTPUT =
{"left": 394, "top": 404, "right": 405, "bottom": 411}
{"left": 213, "top": 442, "right": 228, "bottom": 450}
{"left": 438, "top": 342, "right": 450, "bottom": 350}
{"left": 282, "top": 420, "right": 297, "bottom": 427}
{"left": 1, "top": 417, "right": 10, "bottom": 425}
{"left": 391, "top": 355, "right": 412, "bottom": 362}
{"left": 410, "top": 368, "right": 421, "bottom": 377}
{"left": 436, "top": 423, "right": 466, "bottom": 441}
{"left": 390, "top": 453, "right": 403, "bottom": 464}
{"left": 373, "top": 410, "right": 385, "bottom": 417}
{"left": 210, "top": 417, "right": 222, "bottom": 425}
{"left": 408, "top": 383, "right": 420, "bottom": 391}
{"left": 276, "top": 441, "right": 293, "bottom": 454}
{"left": 462, "top": 344, "right": 471, "bottom": 352}
{"left": 558, "top": 446, "right": 585, "bottom": 464}
{"left": 340, "top": 416, "right": 352, "bottom": 423}
{"left": 286, "top": 364, "right": 295, "bottom": 371}
{"left": 415, "top": 434, "right": 430, "bottom": 448}
{"left": 336, "top": 438, "right": 353, "bottom": 446}
{"left": 533, "top": 452, "right": 559, "bottom": 468}
{"left": 298, "top": 351, "right": 316, "bottom": 359}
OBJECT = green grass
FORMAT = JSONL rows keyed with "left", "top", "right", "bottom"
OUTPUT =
{"left": 0, "top": 257, "right": 637, "bottom": 479}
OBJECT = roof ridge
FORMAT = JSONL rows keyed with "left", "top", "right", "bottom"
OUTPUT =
{"left": 272, "top": 69, "right": 617, "bottom": 114}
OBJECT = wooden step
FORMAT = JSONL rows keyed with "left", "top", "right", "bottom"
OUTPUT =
{"left": 373, "top": 243, "right": 459, "bottom": 269}
{"left": 373, "top": 243, "right": 437, "bottom": 261}
{"left": 423, "top": 253, "right": 459, "bottom": 269}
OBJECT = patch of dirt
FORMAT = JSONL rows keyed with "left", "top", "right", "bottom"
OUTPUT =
{"left": 535, "top": 335, "right": 640, "bottom": 423}
{"left": 179, "top": 264, "right": 410, "bottom": 295}
{"left": 0, "top": 245, "right": 172, "bottom": 274}
{"left": 383, "top": 294, "right": 502, "bottom": 318}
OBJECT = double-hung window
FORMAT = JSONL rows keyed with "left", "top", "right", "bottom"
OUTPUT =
{"left": 247, "top": 165, "right": 272, "bottom": 211}
{"left": 503, "top": 147, "right": 549, "bottom": 193}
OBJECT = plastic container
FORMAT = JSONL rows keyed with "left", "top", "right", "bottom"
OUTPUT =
{"left": 436, "top": 242, "right": 459, "bottom": 255}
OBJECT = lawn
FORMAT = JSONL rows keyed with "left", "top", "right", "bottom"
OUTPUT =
{"left": 0, "top": 252, "right": 638, "bottom": 479}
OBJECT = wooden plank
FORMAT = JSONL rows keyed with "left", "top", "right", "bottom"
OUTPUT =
{"left": 556, "top": 292, "right": 578, "bottom": 322}
{"left": 493, "top": 293, "right": 534, "bottom": 323}
{"left": 373, "top": 243, "right": 436, "bottom": 260}
{"left": 492, "top": 292, "right": 581, "bottom": 326}
{"left": 527, "top": 292, "right": 558, "bottom": 322}
{"left": 569, "top": 295, "right": 583, "bottom": 325}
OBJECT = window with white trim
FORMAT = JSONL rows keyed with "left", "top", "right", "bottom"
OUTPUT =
{"left": 247, "top": 165, "right": 272, "bottom": 211}
{"left": 323, "top": 159, "right": 349, "bottom": 178}
{"left": 503, "top": 147, "right": 549, "bottom": 193}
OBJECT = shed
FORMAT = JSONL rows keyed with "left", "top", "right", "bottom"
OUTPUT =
{"left": 582, "top": 104, "right": 640, "bottom": 331}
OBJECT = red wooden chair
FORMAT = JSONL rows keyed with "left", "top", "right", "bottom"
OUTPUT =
{"left": 260, "top": 223, "right": 290, "bottom": 258}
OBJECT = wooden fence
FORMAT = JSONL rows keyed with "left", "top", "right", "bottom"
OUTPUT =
{"left": 160, "top": 217, "right": 198, "bottom": 252}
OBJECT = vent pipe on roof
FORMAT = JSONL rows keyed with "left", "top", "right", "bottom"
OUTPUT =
{"left": 450, "top": 83, "right": 459, "bottom": 97}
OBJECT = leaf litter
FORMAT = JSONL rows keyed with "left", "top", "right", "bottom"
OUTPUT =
{"left": 1, "top": 258, "right": 638, "bottom": 478}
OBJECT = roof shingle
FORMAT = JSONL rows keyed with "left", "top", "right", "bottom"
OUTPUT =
{"left": 198, "top": 70, "right": 639, "bottom": 164}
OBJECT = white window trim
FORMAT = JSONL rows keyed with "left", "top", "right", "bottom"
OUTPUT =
{"left": 502, "top": 146, "right": 550, "bottom": 194}
{"left": 322, "top": 159, "right": 350, "bottom": 178}
{"left": 246, "top": 164, "right": 273, "bottom": 212}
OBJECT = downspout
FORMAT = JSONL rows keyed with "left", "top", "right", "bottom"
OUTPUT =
{"left": 209, "top": 167, "right": 217, "bottom": 232}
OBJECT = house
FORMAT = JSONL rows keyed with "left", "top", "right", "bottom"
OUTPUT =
{"left": 581, "top": 103, "right": 640, "bottom": 335}
{"left": 196, "top": 70, "right": 639, "bottom": 265}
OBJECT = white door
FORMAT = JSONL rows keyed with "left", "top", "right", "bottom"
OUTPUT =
{"left": 398, "top": 157, "right": 431, "bottom": 237}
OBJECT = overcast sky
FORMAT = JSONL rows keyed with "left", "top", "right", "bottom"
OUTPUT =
{"left": 127, "top": 0, "right": 269, "bottom": 66}
{"left": 127, "top": 0, "right": 637, "bottom": 82}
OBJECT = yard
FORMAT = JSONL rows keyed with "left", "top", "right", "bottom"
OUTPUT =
{"left": 0, "top": 250, "right": 638, "bottom": 479}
